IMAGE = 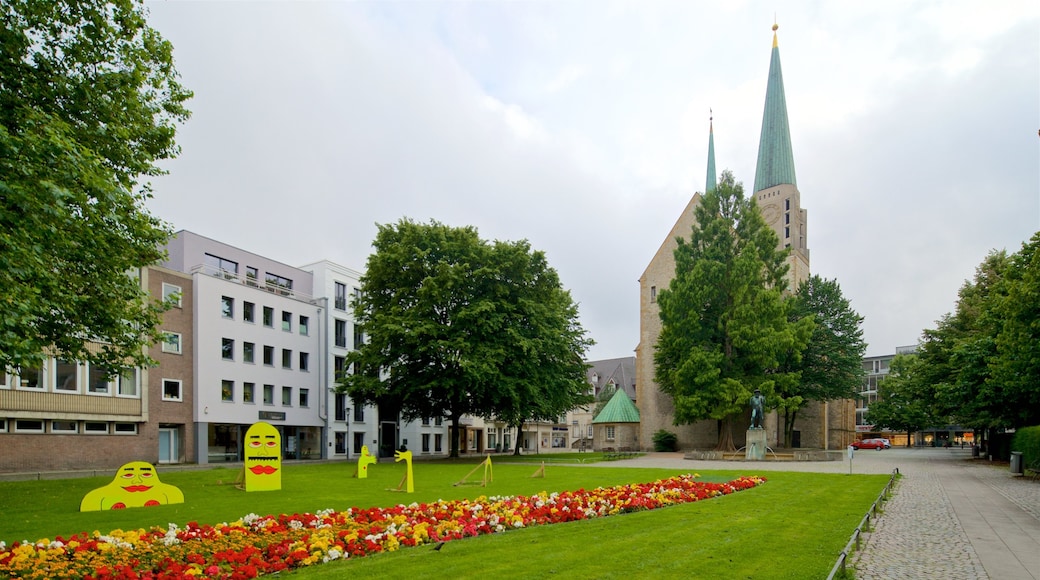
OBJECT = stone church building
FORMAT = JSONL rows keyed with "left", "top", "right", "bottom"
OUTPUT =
{"left": 634, "top": 25, "right": 855, "bottom": 452}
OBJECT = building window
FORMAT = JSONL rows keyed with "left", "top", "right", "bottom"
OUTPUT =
{"left": 784, "top": 226, "right": 790, "bottom": 239}
{"left": 353, "top": 432, "right": 365, "bottom": 454}
{"left": 434, "top": 434, "right": 443, "bottom": 453}
{"left": 243, "top": 342, "right": 255, "bottom": 363}
{"left": 221, "top": 380, "right": 234, "bottom": 402}
{"left": 422, "top": 434, "right": 430, "bottom": 452}
{"left": 15, "top": 420, "right": 45, "bottom": 433}
{"left": 282, "top": 387, "right": 292, "bottom": 406}
{"left": 221, "top": 296, "right": 234, "bottom": 319}
{"left": 17, "top": 363, "right": 44, "bottom": 389}
{"left": 299, "top": 315, "right": 309, "bottom": 336}
{"left": 263, "top": 306, "right": 274, "bottom": 327}
{"left": 785, "top": 213, "right": 790, "bottom": 225}
{"left": 282, "top": 349, "right": 292, "bottom": 369}
{"left": 606, "top": 426, "right": 616, "bottom": 441}
{"left": 265, "top": 272, "right": 293, "bottom": 293}
{"left": 0, "top": 419, "right": 6, "bottom": 432}
{"left": 246, "top": 266, "right": 259, "bottom": 286}
{"left": 118, "top": 368, "right": 139, "bottom": 397}
{"left": 335, "top": 282, "right": 347, "bottom": 310}
{"left": 243, "top": 302, "right": 255, "bottom": 324}
{"left": 263, "top": 384, "right": 274, "bottom": 405}
{"left": 335, "top": 431, "right": 347, "bottom": 454}
{"left": 163, "top": 332, "right": 182, "bottom": 354}
{"left": 334, "top": 356, "right": 346, "bottom": 380}
{"left": 0, "top": 371, "right": 9, "bottom": 390}
{"left": 353, "top": 325, "right": 364, "bottom": 350}
{"left": 353, "top": 407, "right": 364, "bottom": 422}
{"left": 334, "top": 319, "right": 347, "bottom": 348}
{"left": 299, "top": 352, "right": 309, "bottom": 371}
{"left": 51, "top": 420, "right": 78, "bottom": 434}
{"left": 785, "top": 198, "right": 791, "bottom": 211}
{"left": 299, "top": 388, "right": 309, "bottom": 407}
{"left": 162, "top": 283, "right": 182, "bottom": 308}
{"left": 55, "top": 359, "right": 79, "bottom": 392}
{"left": 87, "top": 363, "right": 113, "bottom": 395}
{"left": 650, "top": 285, "right": 657, "bottom": 303}
{"left": 587, "top": 425, "right": 593, "bottom": 438}
{"left": 114, "top": 423, "right": 138, "bottom": 435}
{"left": 163, "top": 379, "right": 182, "bottom": 401}
{"left": 435, "top": 417, "right": 443, "bottom": 426}
{"left": 243, "top": 382, "right": 255, "bottom": 404}
{"left": 84, "top": 422, "right": 108, "bottom": 434}
{"left": 222, "top": 338, "right": 234, "bottom": 360}
{"left": 281, "top": 311, "right": 292, "bottom": 332}
{"left": 422, "top": 417, "right": 430, "bottom": 426}
{"left": 205, "top": 253, "right": 238, "bottom": 276}
{"left": 263, "top": 346, "right": 274, "bottom": 366}
{"left": 335, "top": 394, "right": 348, "bottom": 421}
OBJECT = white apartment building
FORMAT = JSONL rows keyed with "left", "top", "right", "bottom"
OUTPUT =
{"left": 164, "top": 231, "right": 323, "bottom": 464}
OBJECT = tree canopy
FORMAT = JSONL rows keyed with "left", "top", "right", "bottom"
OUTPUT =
{"left": 1, "top": 0, "right": 192, "bottom": 372}
{"left": 339, "top": 219, "right": 592, "bottom": 457}
{"left": 864, "top": 354, "right": 938, "bottom": 445}
{"left": 777, "top": 275, "right": 866, "bottom": 447}
{"left": 654, "top": 171, "right": 813, "bottom": 450}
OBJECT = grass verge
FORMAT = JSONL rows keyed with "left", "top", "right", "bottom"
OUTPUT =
{"left": 0, "top": 459, "right": 888, "bottom": 579}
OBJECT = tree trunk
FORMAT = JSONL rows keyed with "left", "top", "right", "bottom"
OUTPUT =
{"left": 784, "top": 409, "right": 799, "bottom": 448}
{"left": 449, "top": 416, "right": 461, "bottom": 458}
{"left": 715, "top": 417, "right": 736, "bottom": 452}
{"left": 513, "top": 421, "right": 524, "bottom": 455}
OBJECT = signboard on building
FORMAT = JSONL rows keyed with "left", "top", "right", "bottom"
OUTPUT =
{"left": 856, "top": 425, "right": 874, "bottom": 432}
{"left": 259, "top": 411, "right": 286, "bottom": 421}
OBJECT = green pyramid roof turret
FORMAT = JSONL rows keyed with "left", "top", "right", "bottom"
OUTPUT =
{"left": 706, "top": 113, "right": 717, "bottom": 193}
{"left": 753, "top": 24, "right": 797, "bottom": 193}
{"left": 592, "top": 388, "right": 640, "bottom": 423}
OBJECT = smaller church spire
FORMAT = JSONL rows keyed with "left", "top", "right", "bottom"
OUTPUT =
{"left": 705, "top": 109, "right": 717, "bottom": 193}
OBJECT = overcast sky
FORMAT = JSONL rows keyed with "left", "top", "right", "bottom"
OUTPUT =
{"left": 144, "top": 1, "right": 1039, "bottom": 360}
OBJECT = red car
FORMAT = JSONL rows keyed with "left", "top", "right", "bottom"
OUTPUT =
{"left": 851, "top": 439, "right": 886, "bottom": 450}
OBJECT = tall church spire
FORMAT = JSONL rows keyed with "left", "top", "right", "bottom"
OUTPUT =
{"left": 753, "top": 23, "right": 797, "bottom": 193}
{"left": 706, "top": 110, "right": 717, "bottom": 193}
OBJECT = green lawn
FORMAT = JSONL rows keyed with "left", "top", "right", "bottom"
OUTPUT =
{"left": 0, "top": 458, "right": 888, "bottom": 579}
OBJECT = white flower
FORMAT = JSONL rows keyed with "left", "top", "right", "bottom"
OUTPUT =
{"left": 288, "top": 519, "right": 304, "bottom": 530}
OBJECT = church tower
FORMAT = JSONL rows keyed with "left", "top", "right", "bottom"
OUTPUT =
{"left": 635, "top": 24, "right": 833, "bottom": 452}
{"left": 752, "top": 24, "right": 810, "bottom": 290}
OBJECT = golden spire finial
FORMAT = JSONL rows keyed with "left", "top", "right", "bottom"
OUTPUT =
{"left": 772, "top": 19, "right": 779, "bottom": 48}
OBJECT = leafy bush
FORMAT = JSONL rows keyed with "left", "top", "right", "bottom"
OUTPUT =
{"left": 1011, "top": 425, "right": 1040, "bottom": 469}
{"left": 652, "top": 430, "right": 678, "bottom": 452}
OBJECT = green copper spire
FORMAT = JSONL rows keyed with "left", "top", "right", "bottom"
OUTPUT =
{"left": 706, "top": 111, "right": 717, "bottom": 193}
{"left": 753, "top": 24, "right": 797, "bottom": 193}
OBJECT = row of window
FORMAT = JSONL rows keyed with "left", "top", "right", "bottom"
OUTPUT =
{"left": 333, "top": 319, "right": 363, "bottom": 349}
{"left": 204, "top": 253, "right": 294, "bottom": 293}
{"left": 221, "top": 296, "right": 309, "bottom": 335}
{"left": 221, "top": 339, "right": 310, "bottom": 370}
{"left": 0, "top": 359, "right": 139, "bottom": 397}
{"left": 218, "top": 381, "right": 310, "bottom": 407}
{"left": 333, "top": 282, "right": 361, "bottom": 311}
{"left": 0, "top": 419, "right": 138, "bottom": 435}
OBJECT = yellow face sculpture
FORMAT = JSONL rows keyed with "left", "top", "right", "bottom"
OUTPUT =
{"left": 80, "top": 461, "right": 184, "bottom": 511}
{"left": 243, "top": 421, "right": 282, "bottom": 491}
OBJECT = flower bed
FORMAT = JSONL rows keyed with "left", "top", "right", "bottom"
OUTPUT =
{"left": 0, "top": 474, "right": 765, "bottom": 579}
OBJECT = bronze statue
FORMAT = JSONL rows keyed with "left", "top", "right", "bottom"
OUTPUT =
{"left": 750, "top": 389, "right": 765, "bottom": 430}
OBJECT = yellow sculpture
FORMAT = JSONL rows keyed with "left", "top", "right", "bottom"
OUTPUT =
{"left": 393, "top": 449, "right": 414, "bottom": 493}
{"left": 80, "top": 461, "right": 184, "bottom": 511}
{"left": 243, "top": 421, "right": 282, "bottom": 492}
{"left": 356, "top": 444, "right": 377, "bottom": 478}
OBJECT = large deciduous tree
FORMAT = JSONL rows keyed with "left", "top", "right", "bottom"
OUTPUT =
{"left": 1, "top": 0, "right": 192, "bottom": 372}
{"left": 778, "top": 275, "right": 866, "bottom": 447}
{"left": 654, "top": 171, "right": 813, "bottom": 451}
{"left": 340, "top": 219, "right": 592, "bottom": 458}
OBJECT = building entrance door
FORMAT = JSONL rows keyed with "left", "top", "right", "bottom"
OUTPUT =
{"left": 158, "top": 427, "right": 180, "bottom": 464}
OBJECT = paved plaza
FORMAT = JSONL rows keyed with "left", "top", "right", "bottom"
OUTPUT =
{"left": 599, "top": 447, "right": 1039, "bottom": 579}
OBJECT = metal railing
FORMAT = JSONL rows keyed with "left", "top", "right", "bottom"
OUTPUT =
{"left": 190, "top": 264, "right": 315, "bottom": 303}
{"left": 826, "top": 468, "right": 900, "bottom": 580}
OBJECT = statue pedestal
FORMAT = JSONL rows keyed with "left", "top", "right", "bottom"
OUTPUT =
{"left": 746, "top": 429, "right": 767, "bottom": 461}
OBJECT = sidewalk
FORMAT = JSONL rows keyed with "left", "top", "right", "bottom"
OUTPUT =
{"left": 596, "top": 448, "right": 1040, "bottom": 579}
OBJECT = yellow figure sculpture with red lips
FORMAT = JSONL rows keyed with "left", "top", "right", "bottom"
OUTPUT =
{"left": 80, "top": 461, "right": 184, "bottom": 511}
{"left": 243, "top": 421, "right": 282, "bottom": 492}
